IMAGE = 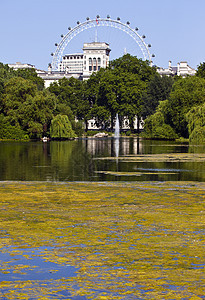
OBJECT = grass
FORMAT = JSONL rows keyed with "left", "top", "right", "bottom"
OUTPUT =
{"left": 0, "top": 181, "right": 204, "bottom": 299}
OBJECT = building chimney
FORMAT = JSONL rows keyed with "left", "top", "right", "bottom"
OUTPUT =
{"left": 48, "top": 64, "right": 52, "bottom": 74}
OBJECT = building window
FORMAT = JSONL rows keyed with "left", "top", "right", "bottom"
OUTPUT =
{"left": 89, "top": 66, "right": 92, "bottom": 71}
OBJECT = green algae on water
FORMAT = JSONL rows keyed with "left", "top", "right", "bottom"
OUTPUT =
{"left": 0, "top": 181, "right": 205, "bottom": 299}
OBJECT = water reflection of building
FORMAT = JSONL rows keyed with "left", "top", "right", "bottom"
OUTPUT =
{"left": 83, "top": 137, "right": 142, "bottom": 156}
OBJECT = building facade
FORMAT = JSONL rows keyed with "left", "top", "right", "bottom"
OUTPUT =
{"left": 36, "top": 42, "right": 111, "bottom": 87}
{"left": 157, "top": 60, "right": 196, "bottom": 77}
{"left": 82, "top": 42, "right": 111, "bottom": 79}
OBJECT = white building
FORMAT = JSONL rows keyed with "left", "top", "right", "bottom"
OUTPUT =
{"left": 82, "top": 42, "right": 111, "bottom": 79}
{"left": 39, "top": 42, "right": 111, "bottom": 87}
{"left": 157, "top": 60, "right": 196, "bottom": 77}
{"left": 59, "top": 53, "right": 84, "bottom": 73}
{"left": 8, "top": 62, "right": 35, "bottom": 70}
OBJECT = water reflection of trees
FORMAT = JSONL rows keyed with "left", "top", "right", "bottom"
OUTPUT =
{"left": 0, "top": 139, "right": 204, "bottom": 182}
{"left": 0, "top": 141, "right": 97, "bottom": 181}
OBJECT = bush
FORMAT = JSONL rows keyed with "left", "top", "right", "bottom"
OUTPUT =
{"left": 189, "top": 126, "right": 205, "bottom": 144}
{"left": 0, "top": 123, "right": 29, "bottom": 140}
{"left": 143, "top": 101, "right": 178, "bottom": 140}
{"left": 186, "top": 103, "right": 205, "bottom": 144}
{"left": 86, "top": 130, "right": 100, "bottom": 137}
{"left": 72, "top": 120, "right": 84, "bottom": 137}
{"left": 50, "top": 114, "right": 76, "bottom": 139}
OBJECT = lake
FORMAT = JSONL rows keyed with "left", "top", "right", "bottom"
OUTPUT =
{"left": 0, "top": 137, "right": 204, "bottom": 182}
{"left": 0, "top": 138, "right": 205, "bottom": 299}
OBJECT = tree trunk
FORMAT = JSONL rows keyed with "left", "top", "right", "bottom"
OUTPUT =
{"left": 85, "top": 120, "right": 88, "bottom": 132}
{"left": 129, "top": 116, "right": 134, "bottom": 134}
{"left": 136, "top": 115, "right": 140, "bottom": 134}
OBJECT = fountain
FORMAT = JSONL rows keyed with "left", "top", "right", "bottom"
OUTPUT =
{"left": 114, "top": 113, "right": 120, "bottom": 138}
{"left": 114, "top": 113, "right": 120, "bottom": 158}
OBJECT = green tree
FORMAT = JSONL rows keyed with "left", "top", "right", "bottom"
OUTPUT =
{"left": 143, "top": 100, "right": 178, "bottom": 139}
{"left": 186, "top": 103, "right": 205, "bottom": 144}
{"left": 49, "top": 77, "right": 91, "bottom": 131}
{"left": 110, "top": 54, "right": 156, "bottom": 82}
{"left": 196, "top": 62, "right": 205, "bottom": 79}
{"left": 14, "top": 68, "right": 45, "bottom": 90}
{"left": 2, "top": 77, "right": 56, "bottom": 138}
{"left": 95, "top": 68, "right": 146, "bottom": 132}
{"left": 0, "top": 114, "right": 28, "bottom": 140}
{"left": 169, "top": 76, "right": 205, "bottom": 137}
{"left": 50, "top": 114, "right": 76, "bottom": 139}
{"left": 142, "top": 74, "right": 174, "bottom": 118}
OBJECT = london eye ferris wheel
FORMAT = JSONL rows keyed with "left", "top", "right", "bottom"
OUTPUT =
{"left": 50, "top": 15, "right": 155, "bottom": 71}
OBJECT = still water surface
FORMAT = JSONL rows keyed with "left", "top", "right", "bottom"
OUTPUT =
{"left": 0, "top": 137, "right": 204, "bottom": 182}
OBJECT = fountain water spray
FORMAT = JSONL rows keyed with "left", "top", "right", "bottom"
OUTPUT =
{"left": 114, "top": 113, "right": 120, "bottom": 138}
{"left": 114, "top": 113, "right": 120, "bottom": 158}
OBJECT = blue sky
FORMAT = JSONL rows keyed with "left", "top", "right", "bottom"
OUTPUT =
{"left": 1, "top": 0, "right": 205, "bottom": 71}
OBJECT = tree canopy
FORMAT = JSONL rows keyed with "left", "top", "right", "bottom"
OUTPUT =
{"left": 0, "top": 57, "right": 205, "bottom": 142}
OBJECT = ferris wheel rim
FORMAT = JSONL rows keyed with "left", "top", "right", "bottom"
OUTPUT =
{"left": 51, "top": 17, "right": 153, "bottom": 70}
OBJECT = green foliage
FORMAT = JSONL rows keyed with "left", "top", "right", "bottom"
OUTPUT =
{"left": 50, "top": 114, "right": 76, "bottom": 139}
{"left": 0, "top": 115, "right": 28, "bottom": 140}
{"left": 49, "top": 77, "right": 90, "bottom": 127}
{"left": 0, "top": 62, "right": 15, "bottom": 81}
{"left": 169, "top": 76, "right": 205, "bottom": 137}
{"left": 196, "top": 62, "right": 205, "bottom": 79}
{"left": 14, "top": 68, "right": 45, "bottom": 90}
{"left": 1, "top": 77, "right": 56, "bottom": 138}
{"left": 72, "top": 120, "right": 84, "bottom": 137}
{"left": 143, "top": 100, "right": 178, "bottom": 139}
{"left": 142, "top": 74, "right": 174, "bottom": 117}
{"left": 186, "top": 103, "right": 205, "bottom": 144}
{"left": 110, "top": 53, "right": 156, "bottom": 81}
{"left": 89, "top": 104, "right": 110, "bottom": 129}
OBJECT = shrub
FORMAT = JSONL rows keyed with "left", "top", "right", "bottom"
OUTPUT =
{"left": 50, "top": 114, "right": 76, "bottom": 139}
{"left": 0, "top": 123, "right": 29, "bottom": 140}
